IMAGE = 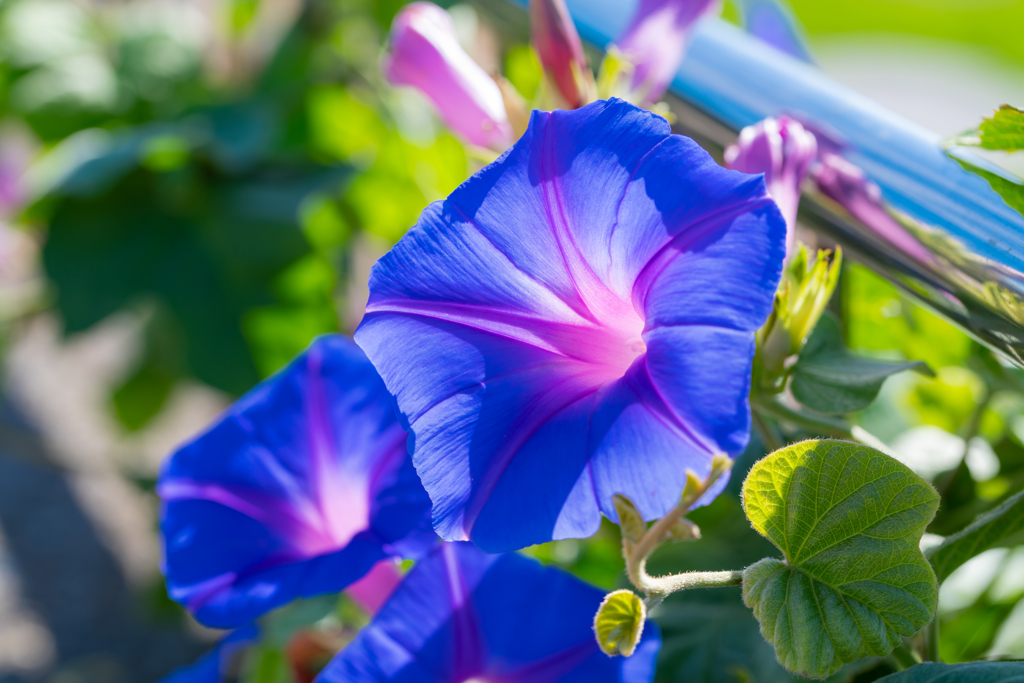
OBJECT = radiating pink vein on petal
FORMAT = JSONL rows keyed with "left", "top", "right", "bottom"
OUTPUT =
{"left": 307, "top": 345, "right": 372, "bottom": 550}
{"left": 157, "top": 480, "right": 334, "bottom": 556}
{"left": 444, "top": 543, "right": 487, "bottom": 677}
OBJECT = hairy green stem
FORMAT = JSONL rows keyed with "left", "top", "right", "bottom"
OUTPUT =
{"left": 624, "top": 458, "right": 739, "bottom": 597}
{"left": 628, "top": 561, "right": 743, "bottom": 595}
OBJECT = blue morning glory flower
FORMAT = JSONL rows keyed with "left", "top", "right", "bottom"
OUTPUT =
{"left": 355, "top": 98, "right": 786, "bottom": 551}
{"left": 317, "top": 542, "right": 661, "bottom": 683}
{"left": 158, "top": 336, "right": 436, "bottom": 628}
{"left": 159, "top": 625, "right": 258, "bottom": 683}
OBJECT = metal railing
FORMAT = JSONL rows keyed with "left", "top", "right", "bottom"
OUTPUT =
{"left": 496, "top": 0, "right": 1024, "bottom": 365}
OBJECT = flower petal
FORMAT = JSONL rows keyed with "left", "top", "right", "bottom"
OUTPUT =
{"left": 317, "top": 542, "right": 661, "bottom": 683}
{"left": 615, "top": 0, "right": 722, "bottom": 105}
{"left": 159, "top": 336, "right": 434, "bottom": 628}
{"left": 383, "top": 3, "right": 512, "bottom": 150}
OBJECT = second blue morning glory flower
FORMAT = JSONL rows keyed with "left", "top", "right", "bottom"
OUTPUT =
{"left": 355, "top": 98, "right": 786, "bottom": 552}
{"left": 317, "top": 542, "right": 661, "bottom": 682}
{"left": 158, "top": 335, "right": 435, "bottom": 628}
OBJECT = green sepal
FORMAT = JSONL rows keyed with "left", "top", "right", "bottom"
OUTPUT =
{"left": 928, "top": 487, "right": 1024, "bottom": 583}
{"left": 791, "top": 313, "right": 933, "bottom": 415}
{"left": 741, "top": 439, "right": 940, "bottom": 679}
{"left": 613, "top": 494, "right": 647, "bottom": 544}
{"left": 873, "top": 661, "right": 1024, "bottom": 682}
{"left": 594, "top": 590, "right": 646, "bottom": 657}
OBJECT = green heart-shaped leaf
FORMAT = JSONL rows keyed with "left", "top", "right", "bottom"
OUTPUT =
{"left": 874, "top": 661, "right": 1024, "bottom": 682}
{"left": 928, "top": 487, "right": 1024, "bottom": 583}
{"left": 594, "top": 590, "right": 646, "bottom": 657}
{"left": 741, "top": 440, "right": 940, "bottom": 679}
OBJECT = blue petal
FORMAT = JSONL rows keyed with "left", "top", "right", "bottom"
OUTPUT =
{"left": 159, "top": 624, "right": 259, "bottom": 683}
{"left": 159, "top": 335, "right": 435, "bottom": 628}
{"left": 356, "top": 98, "right": 785, "bottom": 551}
{"left": 316, "top": 543, "right": 661, "bottom": 683}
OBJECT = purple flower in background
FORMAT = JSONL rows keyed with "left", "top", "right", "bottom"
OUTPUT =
{"left": 383, "top": 2, "right": 512, "bottom": 150}
{"left": 355, "top": 98, "right": 786, "bottom": 551}
{"left": 317, "top": 542, "right": 661, "bottom": 683}
{"left": 735, "top": 0, "right": 814, "bottom": 63}
{"left": 725, "top": 115, "right": 817, "bottom": 256}
{"left": 160, "top": 625, "right": 258, "bottom": 683}
{"left": 530, "top": 0, "right": 591, "bottom": 108}
{"left": 158, "top": 336, "right": 435, "bottom": 628}
{"left": 615, "top": 0, "right": 721, "bottom": 105}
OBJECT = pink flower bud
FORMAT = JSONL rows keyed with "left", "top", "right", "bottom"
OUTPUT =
{"left": 345, "top": 559, "right": 404, "bottom": 616}
{"left": 529, "top": 0, "right": 591, "bottom": 109}
{"left": 725, "top": 116, "right": 817, "bottom": 256}
{"left": 616, "top": 0, "right": 721, "bottom": 105}
{"left": 813, "top": 153, "right": 939, "bottom": 269}
{"left": 383, "top": 2, "right": 512, "bottom": 150}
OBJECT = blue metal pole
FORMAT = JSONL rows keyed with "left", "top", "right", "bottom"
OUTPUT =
{"left": 501, "top": 0, "right": 1024, "bottom": 364}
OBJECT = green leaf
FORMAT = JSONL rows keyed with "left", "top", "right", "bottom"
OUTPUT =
{"left": 928, "top": 488, "right": 1024, "bottom": 583}
{"left": 652, "top": 494, "right": 885, "bottom": 683}
{"left": 791, "top": 314, "right": 932, "bottom": 415}
{"left": 741, "top": 439, "right": 940, "bottom": 679}
{"left": 976, "top": 105, "right": 1024, "bottom": 152}
{"left": 594, "top": 590, "right": 646, "bottom": 657}
{"left": 953, "top": 156, "right": 1024, "bottom": 217}
{"left": 873, "top": 661, "right": 1024, "bottom": 682}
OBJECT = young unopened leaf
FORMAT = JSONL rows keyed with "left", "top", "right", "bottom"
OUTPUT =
{"left": 664, "top": 518, "right": 700, "bottom": 542}
{"left": 928, "top": 488, "right": 1024, "bottom": 583}
{"left": 613, "top": 494, "right": 647, "bottom": 544}
{"left": 873, "top": 661, "right": 1024, "bottom": 682}
{"left": 594, "top": 590, "right": 646, "bottom": 657}
{"left": 791, "top": 314, "right": 932, "bottom": 415}
{"left": 741, "top": 440, "right": 940, "bottom": 679}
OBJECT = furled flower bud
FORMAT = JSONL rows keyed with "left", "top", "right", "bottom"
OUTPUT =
{"left": 756, "top": 244, "right": 842, "bottom": 385}
{"left": 725, "top": 116, "right": 817, "bottom": 257}
{"left": 529, "top": 0, "right": 593, "bottom": 109}
{"left": 615, "top": 0, "right": 721, "bottom": 105}
{"left": 383, "top": 2, "right": 513, "bottom": 150}
{"left": 813, "top": 153, "right": 938, "bottom": 269}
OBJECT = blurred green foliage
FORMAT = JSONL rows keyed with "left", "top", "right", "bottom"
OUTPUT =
{"left": 3, "top": 0, "right": 468, "bottom": 427}
{"left": 782, "top": 0, "right": 1024, "bottom": 68}
{"left": 2, "top": 0, "right": 1023, "bottom": 680}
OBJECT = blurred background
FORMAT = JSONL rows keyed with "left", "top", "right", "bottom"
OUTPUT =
{"left": 0, "top": 0, "right": 1022, "bottom": 681}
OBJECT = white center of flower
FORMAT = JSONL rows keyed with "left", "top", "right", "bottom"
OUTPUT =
{"left": 626, "top": 337, "right": 647, "bottom": 356}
